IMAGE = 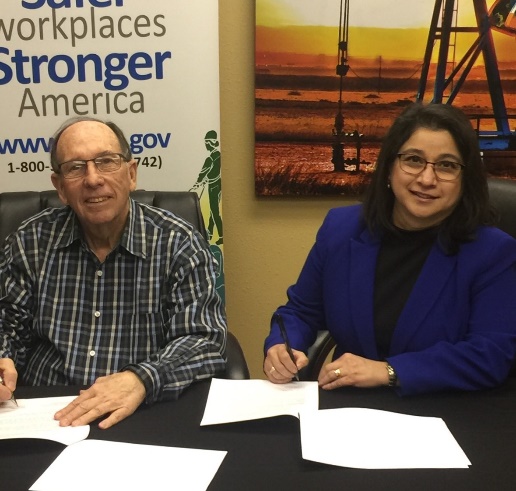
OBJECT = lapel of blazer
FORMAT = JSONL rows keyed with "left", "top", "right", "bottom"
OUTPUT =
{"left": 349, "top": 229, "right": 380, "bottom": 359}
{"left": 390, "top": 244, "right": 457, "bottom": 354}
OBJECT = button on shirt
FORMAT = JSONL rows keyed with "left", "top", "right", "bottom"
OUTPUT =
{"left": 0, "top": 198, "right": 227, "bottom": 403}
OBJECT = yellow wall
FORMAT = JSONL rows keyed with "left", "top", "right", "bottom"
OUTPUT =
{"left": 219, "top": 1, "right": 357, "bottom": 378}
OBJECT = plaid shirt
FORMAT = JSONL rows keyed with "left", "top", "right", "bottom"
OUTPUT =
{"left": 0, "top": 198, "right": 227, "bottom": 403}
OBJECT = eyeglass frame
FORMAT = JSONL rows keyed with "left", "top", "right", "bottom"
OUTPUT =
{"left": 396, "top": 153, "right": 465, "bottom": 181}
{"left": 57, "top": 152, "right": 129, "bottom": 179}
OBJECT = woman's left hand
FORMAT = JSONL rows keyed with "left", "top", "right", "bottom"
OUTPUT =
{"left": 318, "top": 352, "right": 390, "bottom": 390}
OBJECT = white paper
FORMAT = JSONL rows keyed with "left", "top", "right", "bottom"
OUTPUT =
{"left": 0, "top": 396, "right": 89, "bottom": 445}
{"left": 200, "top": 378, "right": 319, "bottom": 425}
{"left": 300, "top": 407, "right": 471, "bottom": 469}
{"left": 30, "top": 439, "right": 227, "bottom": 491}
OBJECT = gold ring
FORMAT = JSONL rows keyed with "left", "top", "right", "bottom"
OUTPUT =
{"left": 270, "top": 366, "right": 276, "bottom": 374}
{"left": 334, "top": 368, "right": 341, "bottom": 378}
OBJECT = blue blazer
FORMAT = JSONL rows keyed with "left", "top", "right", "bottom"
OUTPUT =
{"left": 265, "top": 205, "right": 516, "bottom": 395}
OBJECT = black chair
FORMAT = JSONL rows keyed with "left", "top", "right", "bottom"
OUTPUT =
{"left": 0, "top": 189, "right": 250, "bottom": 380}
{"left": 487, "top": 177, "right": 516, "bottom": 238}
{"left": 298, "top": 177, "right": 516, "bottom": 381}
{"left": 298, "top": 330, "right": 336, "bottom": 381}
{"left": 224, "top": 332, "right": 250, "bottom": 380}
{"left": 0, "top": 190, "right": 207, "bottom": 245}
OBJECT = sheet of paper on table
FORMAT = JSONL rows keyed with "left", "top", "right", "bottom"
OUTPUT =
{"left": 200, "top": 378, "right": 319, "bottom": 425}
{"left": 30, "top": 439, "right": 227, "bottom": 491}
{"left": 299, "top": 407, "right": 472, "bottom": 469}
{"left": 0, "top": 396, "right": 89, "bottom": 445}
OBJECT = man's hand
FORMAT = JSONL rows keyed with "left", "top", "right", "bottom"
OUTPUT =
{"left": 0, "top": 358, "right": 18, "bottom": 402}
{"left": 54, "top": 371, "right": 146, "bottom": 429}
{"left": 264, "top": 344, "right": 308, "bottom": 383}
{"left": 318, "top": 353, "right": 389, "bottom": 390}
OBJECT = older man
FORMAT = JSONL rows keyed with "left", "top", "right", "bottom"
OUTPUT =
{"left": 0, "top": 117, "right": 227, "bottom": 428}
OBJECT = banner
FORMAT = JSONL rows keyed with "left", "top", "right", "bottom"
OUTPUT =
{"left": 0, "top": 0, "right": 224, "bottom": 297}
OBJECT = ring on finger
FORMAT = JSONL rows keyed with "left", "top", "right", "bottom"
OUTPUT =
{"left": 334, "top": 368, "right": 341, "bottom": 378}
{"left": 270, "top": 366, "right": 276, "bottom": 374}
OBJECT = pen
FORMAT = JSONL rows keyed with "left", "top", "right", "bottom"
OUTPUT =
{"left": 274, "top": 313, "right": 300, "bottom": 381}
{"left": 0, "top": 375, "right": 18, "bottom": 406}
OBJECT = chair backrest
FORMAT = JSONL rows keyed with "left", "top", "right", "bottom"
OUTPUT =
{"left": 0, "top": 189, "right": 250, "bottom": 380}
{"left": 0, "top": 190, "right": 207, "bottom": 244}
{"left": 298, "top": 331, "right": 336, "bottom": 382}
{"left": 298, "top": 177, "right": 516, "bottom": 381}
{"left": 224, "top": 332, "right": 251, "bottom": 380}
{"left": 487, "top": 178, "right": 516, "bottom": 239}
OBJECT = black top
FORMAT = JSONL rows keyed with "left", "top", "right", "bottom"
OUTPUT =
{"left": 374, "top": 226, "right": 438, "bottom": 359}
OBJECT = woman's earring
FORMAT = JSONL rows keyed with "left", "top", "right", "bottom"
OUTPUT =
{"left": 387, "top": 181, "right": 391, "bottom": 189}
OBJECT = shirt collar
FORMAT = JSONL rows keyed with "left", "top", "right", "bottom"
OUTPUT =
{"left": 53, "top": 198, "right": 148, "bottom": 259}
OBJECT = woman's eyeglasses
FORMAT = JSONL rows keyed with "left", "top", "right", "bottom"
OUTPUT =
{"left": 397, "top": 153, "right": 464, "bottom": 181}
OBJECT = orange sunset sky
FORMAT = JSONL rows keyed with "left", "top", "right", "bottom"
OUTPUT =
{"left": 256, "top": 0, "right": 516, "bottom": 64}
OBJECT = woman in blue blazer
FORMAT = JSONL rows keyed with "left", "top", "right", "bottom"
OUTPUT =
{"left": 264, "top": 103, "right": 516, "bottom": 395}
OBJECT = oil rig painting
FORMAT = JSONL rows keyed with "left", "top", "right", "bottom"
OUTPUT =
{"left": 255, "top": 0, "right": 516, "bottom": 196}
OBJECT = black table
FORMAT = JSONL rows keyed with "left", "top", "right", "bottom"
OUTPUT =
{"left": 2, "top": 379, "right": 516, "bottom": 490}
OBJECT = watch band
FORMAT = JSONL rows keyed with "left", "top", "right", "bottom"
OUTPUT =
{"left": 386, "top": 363, "right": 397, "bottom": 387}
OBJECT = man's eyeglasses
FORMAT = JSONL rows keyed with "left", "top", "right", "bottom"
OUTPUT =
{"left": 58, "top": 153, "right": 127, "bottom": 179}
{"left": 397, "top": 153, "right": 465, "bottom": 181}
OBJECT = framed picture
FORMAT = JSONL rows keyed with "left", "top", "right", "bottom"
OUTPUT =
{"left": 255, "top": 0, "right": 516, "bottom": 196}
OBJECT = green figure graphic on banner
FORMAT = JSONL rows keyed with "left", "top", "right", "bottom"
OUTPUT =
{"left": 191, "top": 130, "right": 223, "bottom": 245}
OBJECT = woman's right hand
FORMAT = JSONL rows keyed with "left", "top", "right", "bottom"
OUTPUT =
{"left": 264, "top": 344, "right": 308, "bottom": 383}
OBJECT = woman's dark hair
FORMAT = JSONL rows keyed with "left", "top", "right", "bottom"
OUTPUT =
{"left": 49, "top": 116, "right": 132, "bottom": 173}
{"left": 362, "top": 102, "right": 494, "bottom": 252}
